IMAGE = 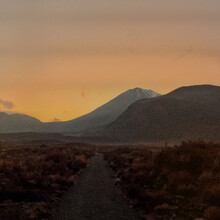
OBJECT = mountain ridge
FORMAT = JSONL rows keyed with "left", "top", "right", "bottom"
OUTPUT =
{"left": 0, "top": 88, "right": 160, "bottom": 134}
{"left": 44, "top": 88, "right": 160, "bottom": 133}
{"left": 1, "top": 84, "right": 219, "bottom": 143}
{"left": 98, "top": 84, "right": 220, "bottom": 143}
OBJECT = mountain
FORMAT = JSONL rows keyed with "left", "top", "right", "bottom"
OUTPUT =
{"left": 44, "top": 88, "right": 160, "bottom": 133}
{"left": 0, "top": 88, "right": 160, "bottom": 134}
{"left": 0, "top": 112, "right": 42, "bottom": 133}
{"left": 99, "top": 85, "right": 220, "bottom": 143}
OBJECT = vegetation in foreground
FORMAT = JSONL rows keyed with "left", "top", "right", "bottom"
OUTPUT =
{"left": 0, "top": 143, "right": 94, "bottom": 219}
{"left": 104, "top": 141, "right": 220, "bottom": 220}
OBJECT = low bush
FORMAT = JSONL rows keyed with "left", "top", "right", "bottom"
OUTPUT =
{"left": 204, "top": 206, "right": 220, "bottom": 220}
{"left": 0, "top": 143, "right": 94, "bottom": 219}
{"left": 104, "top": 141, "right": 220, "bottom": 219}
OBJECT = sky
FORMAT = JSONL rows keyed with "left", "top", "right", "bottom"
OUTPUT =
{"left": 0, "top": 0, "right": 220, "bottom": 122}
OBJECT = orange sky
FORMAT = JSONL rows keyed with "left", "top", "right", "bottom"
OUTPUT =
{"left": 0, "top": 0, "right": 220, "bottom": 122}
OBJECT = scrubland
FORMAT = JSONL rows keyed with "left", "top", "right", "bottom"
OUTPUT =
{"left": 1, "top": 140, "right": 219, "bottom": 219}
{"left": 104, "top": 141, "right": 220, "bottom": 219}
{"left": 0, "top": 143, "right": 94, "bottom": 219}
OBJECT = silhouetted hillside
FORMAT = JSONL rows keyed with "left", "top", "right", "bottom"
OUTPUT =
{"left": 101, "top": 85, "right": 220, "bottom": 143}
{"left": 0, "top": 113, "right": 42, "bottom": 133}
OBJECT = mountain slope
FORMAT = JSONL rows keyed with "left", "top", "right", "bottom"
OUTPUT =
{"left": 0, "top": 112, "right": 42, "bottom": 133}
{"left": 44, "top": 88, "right": 160, "bottom": 133}
{"left": 100, "top": 85, "right": 220, "bottom": 143}
{"left": 0, "top": 88, "right": 160, "bottom": 134}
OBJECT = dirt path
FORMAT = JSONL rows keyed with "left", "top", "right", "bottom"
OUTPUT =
{"left": 55, "top": 154, "right": 140, "bottom": 220}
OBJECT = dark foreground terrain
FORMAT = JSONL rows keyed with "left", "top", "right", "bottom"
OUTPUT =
{"left": 0, "top": 143, "right": 94, "bottom": 219}
{"left": 104, "top": 141, "right": 220, "bottom": 219}
{"left": 1, "top": 141, "right": 220, "bottom": 220}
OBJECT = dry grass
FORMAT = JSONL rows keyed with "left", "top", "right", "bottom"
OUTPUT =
{"left": 0, "top": 143, "right": 94, "bottom": 219}
{"left": 104, "top": 141, "right": 220, "bottom": 219}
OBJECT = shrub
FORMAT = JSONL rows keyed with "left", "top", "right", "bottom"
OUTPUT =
{"left": 204, "top": 206, "right": 220, "bottom": 220}
{"left": 0, "top": 143, "right": 94, "bottom": 219}
{"left": 104, "top": 141, "right": 220, "bottom": 219}
{"left": 203, "top": 185, "right": 220, "bottom": 206}
{"left": 155, "top": 203, "right": 170, "bottom": 215}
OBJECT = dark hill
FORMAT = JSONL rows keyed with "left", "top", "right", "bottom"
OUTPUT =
{"left": 101, "top": 85, "right": 220, "bottom": 143}
{"left": 0, "top": 113, "right": 42, "bottom": 133}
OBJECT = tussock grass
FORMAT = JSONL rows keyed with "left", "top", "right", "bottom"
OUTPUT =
{"left": 104, "top": 141, "right": 220, "bottom": 219}
{"left": 0, "top": 143, "right": 94, "bottom": 219}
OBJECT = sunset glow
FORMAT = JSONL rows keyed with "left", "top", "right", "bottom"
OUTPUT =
{"left": 0, "top": 0, "right": 220, "bottom": 121}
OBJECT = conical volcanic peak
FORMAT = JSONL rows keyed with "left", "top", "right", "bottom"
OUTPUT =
{"left": 44, "top": 88, "right": 161, "bottom": 133}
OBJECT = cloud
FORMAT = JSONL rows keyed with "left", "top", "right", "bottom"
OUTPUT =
{"left": 0, "top": 99, "right": 14, "bottom": 109}
{"left": 51, "top": 117, "right": 61, "bottom": 122}
{"left": 174, "top": 47, "right": 193, "bottom": 61}
{"left": 81, "top": 88, "right": 91, "bottom": 99}
{"left": 81, "top": 89, "right": 87, "bottom": 98}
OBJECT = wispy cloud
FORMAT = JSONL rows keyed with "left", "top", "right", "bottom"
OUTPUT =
{"left": 174, "top": 47, "right": 193, "bottom": 61}
{"left": 0, "top": 99, "right": 14, "bottom": 109}
{"left": 81, "top": 89, "right": 87, "bottom": 98}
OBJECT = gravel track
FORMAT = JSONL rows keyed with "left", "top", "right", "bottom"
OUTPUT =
{"left": 55, "top": 154, "right": 140, "bottom": 220}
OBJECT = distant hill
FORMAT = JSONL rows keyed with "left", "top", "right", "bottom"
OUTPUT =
{"left": 99, "top": 85, "right": 220, "bottom": 143}
{"left": 44, "top": 88, "right": 160, "bottom": 133}
{"left": 0, "top": 112, "right": 42, "bottom": 133}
